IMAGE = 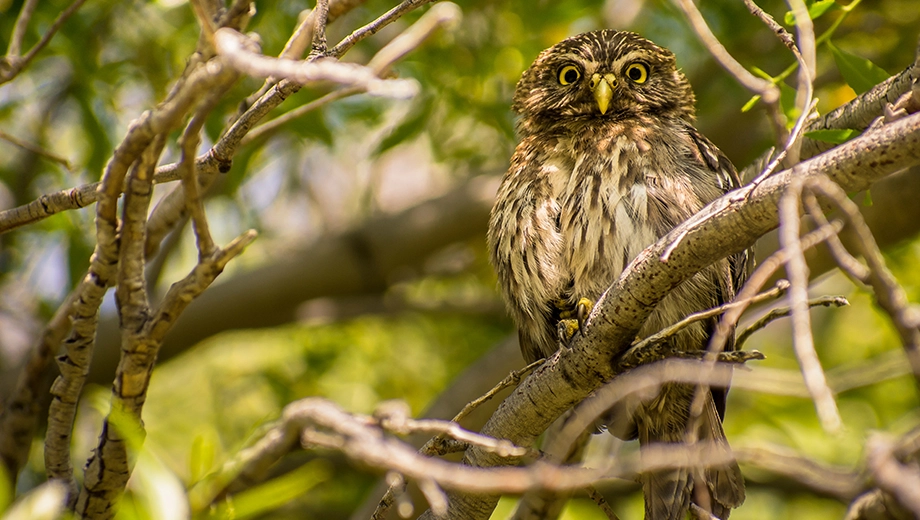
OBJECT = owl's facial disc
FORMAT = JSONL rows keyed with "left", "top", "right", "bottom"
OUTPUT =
{"left": 589, "top": 73, "right": 617, "bottom": 115}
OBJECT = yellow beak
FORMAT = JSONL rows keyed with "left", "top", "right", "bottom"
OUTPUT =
{"left": 591, "top": 73, "right": 616, "bottom": 115}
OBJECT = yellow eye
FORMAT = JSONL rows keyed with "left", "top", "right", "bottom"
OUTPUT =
{"left": 557, "top": 65, "right": 581, "bottom": 85}
{"left": 625, "top": 63, "right": 649, "bottom": 84}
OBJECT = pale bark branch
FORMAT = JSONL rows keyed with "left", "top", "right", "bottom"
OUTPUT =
{"left": 736, "top": 444, "right": 862, "bottom": 502}
{"left": 214, "top": 28, "right": 418, "bottom": 99}
{"left": 76, "top": 229, "right": 257, "bottom": 518}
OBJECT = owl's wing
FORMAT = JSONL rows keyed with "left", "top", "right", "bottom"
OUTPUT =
{"left": 687, "top": 125, "right": 754, "bottom": 421}
{"left": 686, "top": 125, "right": 752, "bottom": 302}
{"left": 488, "top": 137, "right": 571, "bottom": 365}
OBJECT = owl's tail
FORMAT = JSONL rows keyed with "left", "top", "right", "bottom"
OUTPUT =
{"left": 641, "top": 395, "right": 745, "bottom": 520}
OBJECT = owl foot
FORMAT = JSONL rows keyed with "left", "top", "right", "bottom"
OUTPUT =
{"left": 556, "top": 297, "right": 595, "bottom": 345}
{"left": 557, "top": 319, "right": 581, "bottom": 346}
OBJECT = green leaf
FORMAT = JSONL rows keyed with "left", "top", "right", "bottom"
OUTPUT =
{"left": 750, "top": 66, "right": 774, "bottom": 81}
{"left": 372, "top": 93, "right": 435, "bottom": 156}
{"left": 741, "top": 95, "right": 762, "bottom": 113}
{"left": 808, "top": 0, "right": 838, "bottom": 20}
{"left": 804, "top": 128, "right": 861, "bottom": 144}
{"left": 828, "top": 41, "right": 891, "bottom": 94}
{"left": 779, "top": 82, "right": 800, "bottom": 128}
{"left": 785, "top": 0, "right": 839, "bottom": 24}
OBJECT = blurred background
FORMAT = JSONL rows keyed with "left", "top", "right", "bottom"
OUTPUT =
{"left": 1, "top": 0, "right": 919, "bottom": 518}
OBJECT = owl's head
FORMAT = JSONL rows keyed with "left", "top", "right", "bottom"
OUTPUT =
{"left": 512, "top": 30, "right": 696, "bottom": 125}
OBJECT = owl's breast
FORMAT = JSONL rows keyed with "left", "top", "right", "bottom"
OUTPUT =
{"left": 556, "top": 132, "right": 665, "bottom": 304}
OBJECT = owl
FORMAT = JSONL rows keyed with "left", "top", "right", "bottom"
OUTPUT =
{"left": 487, "top": 30, "right": 750, "bottom": 519}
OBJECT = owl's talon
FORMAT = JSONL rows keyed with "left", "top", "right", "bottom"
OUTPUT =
{"left": 557, "top": 319, "right": 581, "bottom": 346}
{"left": 576, "top": 297, "right": 593, "bottom": 335}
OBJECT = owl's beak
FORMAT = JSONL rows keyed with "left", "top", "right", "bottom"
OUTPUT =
{"left": 590, "top": 73, "right": 616, "bottom": 115}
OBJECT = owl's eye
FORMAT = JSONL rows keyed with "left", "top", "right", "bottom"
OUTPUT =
{"left": 625, "top": 63, "right": 649, "bottom": 83}
{"left": 557, "top": 65, "right": 581, "bottom": 85}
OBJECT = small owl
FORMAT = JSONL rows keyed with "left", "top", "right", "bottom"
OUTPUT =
{"left": 488, "top": 30, "right": 750, "bottom": 519}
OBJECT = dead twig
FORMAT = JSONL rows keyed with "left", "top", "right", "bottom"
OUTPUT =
{"left": 735, "top": 296, "right": 850, "bottom": 349}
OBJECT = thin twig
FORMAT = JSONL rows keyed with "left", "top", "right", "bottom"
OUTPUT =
{"left": 736, "top": 296, "right": 850, "bottom": 349}
{"left": 330, "top": 0, "right": 439, "bottom": 58}
{"left": 735, "top": 444, "right": 862, "bottom": 501}
{"left": 801, "top": 192, "right": 872, "bottom": 283}
{"left": 371, "top": 358, "right": 543, "bottom": 520}
{"left": 243, "top": 88, "right": 361, "bottom": 144}
{"left": 673, "top": 0, "right": 783, "bottom": 136}
{"left": 214, "top": 28, "right": 418, "bottom": 99}
{"left": 373, "top": 401, "right": 530, "bottom": 458}
{"left": 450, "top": 358, "right": 543, "bottom": 427}
{"left": 624, "top": 279, "right": 790, "bottom": 360}
{"left": 417, "top": 478, "right": 448, "bottom": 519}
{"left": 281, "top": 0, "right": 368, "bottom": 60}
{"left": 0, "top": 129, "right": 73, "bottom": 170}
{"left": 1, "top": 0, "right": 89, "bottom": 84}
{"left": 288, "top": 398, "right": 610, "bottom": 495}
{"left": 706, "top": 220, "right": 845, "bottom": 371}
{"left": 779, "top": 180, "right": 842, "bottom": 432}
{"left": 365, "top": 2, "right": 462, "bottom": 75}
{"left": 6, "top": 0, "right": 39, "bottom": 57}
{"left": 804, "top": 177, "right": 920, "bottom": 380}
{"left": 310, "top": 0, "right": 330, "bottom": 57}
{"left": 586, "top": 485, "right": 622, "bottom": 520}
{"left": 866, "top": 435, "right": 920, "bottom": 517}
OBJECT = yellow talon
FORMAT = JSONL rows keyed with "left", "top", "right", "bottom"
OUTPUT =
{"left": 558, "top": 318, "right": 581, "bottom": 345}
{"left": 556, "top": 297, "right": 595, "bottom": 345}
{"left": 576, "top": 297, "right": 593, "bottom": 335}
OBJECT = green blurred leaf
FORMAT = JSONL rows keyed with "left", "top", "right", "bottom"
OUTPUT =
{"left": 373, "top": 94, "right": 435, "bottom": 156}
{"left": 809, "top": 0, "right": 838, "bottom": 19}
{"left": 750, "top": 66, "right": 774, "bottom": 81}
{"left": 741, "top": 94, "right": 762, "bottom": 113}
{"left": 188, "top": 433, "right": 217, "bottom": 486}
{"left": 202, "top": 460, "right": 332, "bottom": 520}
{"left": 286, "top": 106, "right": 334, "bottom": 146}
{"left": 779, "top": 82, "right": 799, "bottom": 128}
{"left": 828, "top": 40, "right": 891, "bottom": 94}
{"left": 0, "top": 464, "right": 9, "bottom": 513}
{"left": 784, "top": 0, "right": 838, "bottom": 25}
{"left": 804, "top": 128, "right": 860, "bottom": 144}
{"left": 0, "top": 481, "right": 67, "bottom": 520}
